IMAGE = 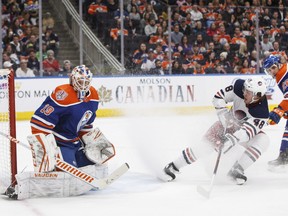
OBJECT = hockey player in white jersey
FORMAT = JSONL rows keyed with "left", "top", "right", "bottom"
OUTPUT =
{"left": 161, "top": 77, "right": 270, "bottom": 185}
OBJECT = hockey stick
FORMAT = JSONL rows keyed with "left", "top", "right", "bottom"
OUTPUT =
{"left": 196, "top": 146, "right": 223, "bottom": 199}
{"left": 0, "top": 131, "right": 129, "bottom": 190}
{"left": 196, "top": 126, "right": 226, "bottom": 199}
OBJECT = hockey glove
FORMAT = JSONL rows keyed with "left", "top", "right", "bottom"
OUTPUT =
{"left": 221, "top": 133, "right": 239, "bottom": 154}
{"left": 216, "top": 108, "right": 234, "bottom": 128}
{"left": 268, "top": 106, "right": 285, "bottom": 125}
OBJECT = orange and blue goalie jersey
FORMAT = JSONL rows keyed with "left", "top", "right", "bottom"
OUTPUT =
{"left": 30, "top": 84, "right": 99, "bottom": 147}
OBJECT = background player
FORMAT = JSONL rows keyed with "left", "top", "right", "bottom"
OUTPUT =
{"left": 161, "top": 77, "right": 269, "bottom": 185}
{"left": 263, "top": 55, "right": 288, "bottom": 170}
{"left": 5, "top": 65, "right": 116, "bottom": 199}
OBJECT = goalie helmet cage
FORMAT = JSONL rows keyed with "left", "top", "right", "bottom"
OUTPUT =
{"left": 0, "top": 69, "right": 17, "bottom": 193}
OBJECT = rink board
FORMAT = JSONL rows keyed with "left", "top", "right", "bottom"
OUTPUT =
{"left": 0, "top": 74, "right": 281, "bottom": 120}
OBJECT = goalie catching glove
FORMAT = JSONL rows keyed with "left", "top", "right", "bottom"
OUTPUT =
{"left": 81, "top": 128, "right": 115, "bottom": 165}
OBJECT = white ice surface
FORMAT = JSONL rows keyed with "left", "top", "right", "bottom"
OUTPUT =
{"left": 1, "top": 112, "right": 288, "bottom": 216}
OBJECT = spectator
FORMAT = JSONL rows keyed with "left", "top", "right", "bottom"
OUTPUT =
{"left": 88, "top": 0, "right": 108, "bottom": 38}
{"left": 171, "top": 23, "right": 184, "bottom": 45}
{"left": 149, "top": 25, "right": 166, "bottom": 45}
{"left": 182, "top": 50, "right": 196, "bottom": 74}
{"left": 42, "top": 49, "right": 60, "bottom": 76}
{"left": 142, "top": 3, "right": 158, "bottom": 22}
{"left": 204, "top": 2, "right": 219, "bottom": 28}
{"left": 140, "top": 48, "right": 156, "bottom": 73}
{"left": 36, "top": 41, "right": 48, "bottom": 60}
{"left": 59, "top": 60, "right": 73, "bottom": 76}
{"left": 106, "top": 0, "right": 118, "bottom": 13}
{"left": 177, "top": 35, "right": 193, "bottom": 56}
{"left": 231, "top": 27, "right": 247, "bottom": 47}
{"left": 217, "top": 24, "right": 231, "bottom": 46}
{"left": 132, "top": 43, "right": 148, "bottom": 68}
{"left": 27, "top": 50, "right": 40, "bottom": 76}
{"left": 15, "top": 58, "right": 35, "bottom": 77}
{"left": 42, "top": 12, "right": 55, "bottom": 33}
{"left": 194, "top": 33, "right": 207, "bottom": 54}
{"left": 213, "top": 62, "right": 227, "bottom": 74}
{"left": 10, "top": 34, "right": 22, "bottom": 56}
{"left": 171, "top": 59, "right": 185, "bottom": 74}
{"left": 23, "top": 34, "right": 38, "bottom": 55}
{"left": 203, "top": 51, "right": 216, "bottom": 74}
{"left": 190, "top": 45, "right": 204, "bottom": 65}
{"left": 218, "top": 51, "right": 232, "bottom": 73}
{"left": 2, "top": 51, "right": 18, "bottom": 71}
{"left": 189, "top": 4, "right": 203, "bottom": 25}
{"left": 179, "top": 18, "right": 191, "bottom": 36}
{"left": 261, "top": 34, "right": 274, "bottom": 53}
{"left": 193, "top": 20, "right": 207, "bottom": 38}
{"left": 109, "top": 20, "right": 129, "bottom": 57}
{"left": 153, "top": 43, "right": 165, "bottom": 61}
{"left": 129, "top": 5, "right": 141, "bottom": 34}
{"left": 240, "top": 58, "right": 256, "bottom": 74}
{"left": 206, "top": 22, "right": 217, "bottom": 38}
{"left": 144, "top": 18, "right": 157, "bottom": 37}
{"left": 148, "top": 59, "right": 166, "bottom": 75}
{"left": 3, "top": 61, "right": 14, "bottom": 70}
{"left": 275, "top": 25, "right": 288, "bottom": 50}
{"left": 43, "top": 27, "right": 59, "bottom": 57}
{"left": 193, "top": 63, "right": 205, "bottom": 75}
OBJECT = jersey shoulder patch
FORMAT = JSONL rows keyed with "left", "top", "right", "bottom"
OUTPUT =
{"left": 51, "top": 84, "right": 79, "bottom": 106}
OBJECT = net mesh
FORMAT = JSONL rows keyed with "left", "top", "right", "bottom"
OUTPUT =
{"left": 0, "top": 69, "right": 12, "bottom": 193}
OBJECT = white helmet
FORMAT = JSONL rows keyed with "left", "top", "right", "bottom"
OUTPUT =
{"left": 243, "top": 77, "right": 267, "bottom": 103}
{"left": 70, "top": 65, "right": 92, "bottom": 100}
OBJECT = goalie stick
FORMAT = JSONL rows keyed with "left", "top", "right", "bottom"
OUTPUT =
{"left": 0, "top": 131, "right": 129, "bottom": 190}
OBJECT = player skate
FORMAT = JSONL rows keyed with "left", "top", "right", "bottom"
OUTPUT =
{"left": 162, "top": 162, "right": 179, "bottom": 182}
{"left": 268, "top": 149, "right": 288, "bottom": 171}
{"left": 227, "top": 162, "right": 247, "bottom": 185}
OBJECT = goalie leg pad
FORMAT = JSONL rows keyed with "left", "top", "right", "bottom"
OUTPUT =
{"left": 81, "top": 128, "right": 116, "bottom": 165}
{"left": 14, "top": 164, "right": 108, "bottom": 200}
{"left": 27, "top": 133, "right": 58, "bottom": 172}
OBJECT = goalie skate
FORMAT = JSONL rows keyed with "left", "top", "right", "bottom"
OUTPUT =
{"left": 4, "top": 186, "right": 18, "bottom": 200}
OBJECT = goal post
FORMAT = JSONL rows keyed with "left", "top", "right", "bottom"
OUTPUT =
{"left": 0, "top": 69, "right": 17, "bottom": 193}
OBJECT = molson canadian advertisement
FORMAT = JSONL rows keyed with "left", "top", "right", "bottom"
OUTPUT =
{"left": 0, "top": 75, "right": 281, "bottom": 120}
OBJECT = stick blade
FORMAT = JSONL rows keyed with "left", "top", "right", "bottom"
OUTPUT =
{"left": 99, "top": 163, "right": 130, "bottom": 189}
{"left": 196, "top": 185, "right": 211, "bottom": 199}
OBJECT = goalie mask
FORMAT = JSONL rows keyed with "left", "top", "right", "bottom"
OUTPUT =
{"left": 70, "top": 65, "right": 92, "bottom": 100}
{"left": 243, "top": 77, "right": 267, "bottom": 104}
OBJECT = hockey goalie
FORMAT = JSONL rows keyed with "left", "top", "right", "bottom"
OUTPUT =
{"left": 4, "top": 65, "right": 118, "bottom": 200}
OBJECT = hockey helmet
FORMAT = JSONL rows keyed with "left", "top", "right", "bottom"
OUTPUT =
{"left": 70, "top": 65, "right": 92, "bottom": 100}
{"left": 243, "top": 77, "right": 267, "bottom": 103}
{"left": 263, "top": 55, "right": 280, "bottom": 76}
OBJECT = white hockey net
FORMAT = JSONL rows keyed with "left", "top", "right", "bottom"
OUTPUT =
{"left": 0, "top": 69, "right": 17, "bottom": 193}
